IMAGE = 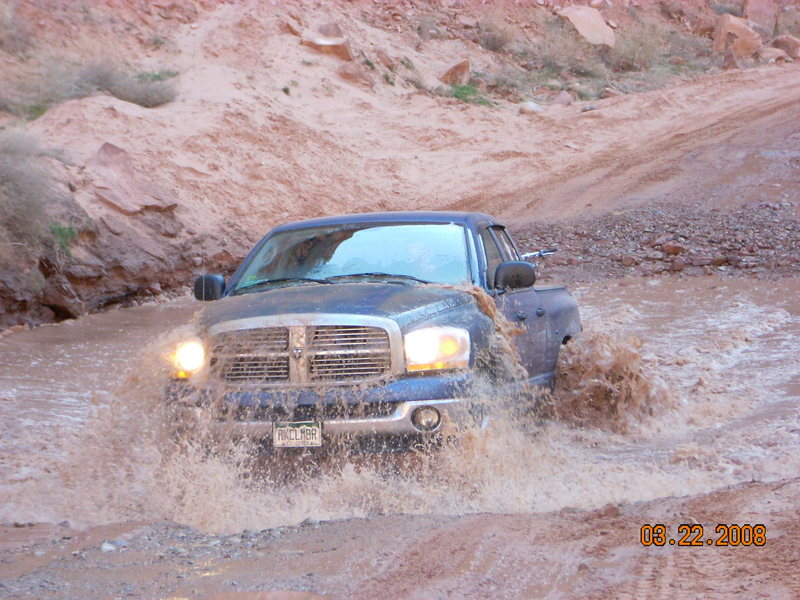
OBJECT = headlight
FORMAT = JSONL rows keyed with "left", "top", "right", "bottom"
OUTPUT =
{"left": 404, "top": 327, "right": 470, "bottom": 372}
{"left": 173, "top": 339, "right": 206, "bottom": 378}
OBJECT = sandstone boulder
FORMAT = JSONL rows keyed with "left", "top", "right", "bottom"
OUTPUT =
{"left": 318, "top": 22, "right": 343, "bottom": 38}
{"left": 743, "top": 0, "right": 778, "bottom": 36}
{"left": 662, "top": 241, "right": 684, "bottom": 255}
{"left": 301, "top": 34, "right": 353, "bottom": 61}
{"left": 338, "top": 61, "right": 375, "bottom": 88}
{"left": 771, "top": 34, "right": 800, "bottom": 59}
{"left": 519, "top": 101, "right": 544, "bottom": 114}
{"left": 554, "top": 90, "right": 573, "bottom": 105}
{"left": 669, "top": 257, "right": 687, "bottom": 271}
{"left": 41, "top": 274, "right": 84, "bottom": 318}
{"left": 712, "top": 14, "right": 762, "bottom": 59}
{"left": 86, "top": 143, "right": 177, "bottom": 216}
{"left": 758, "top": 46, "right": 789, "bottom": 62}
{"left": 438, "top": 59, "right": 470, "bottom": 86}
{"left": 558, "top": 6, "right": 615, "bottom": 47}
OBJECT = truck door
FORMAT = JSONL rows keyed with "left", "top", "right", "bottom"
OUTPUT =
{"left": 478, "top": 225, "right": 550, "bottom": 381}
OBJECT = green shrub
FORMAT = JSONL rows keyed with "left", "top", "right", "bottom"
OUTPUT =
{"left": 451, "top": 84, "right": 494, "bottom": 106}
{"left": 136, "top": 69, "right": 179, "bottom": 82}
{"left": 50, "top": 222, "right": 77, "bottom": 256}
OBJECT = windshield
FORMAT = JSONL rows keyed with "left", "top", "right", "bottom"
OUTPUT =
{"left": 234, "top": 222, "right": 471, "bottom": 292}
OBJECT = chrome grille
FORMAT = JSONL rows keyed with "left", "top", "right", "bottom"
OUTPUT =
{"left": 309, "top": 326, "right": 391, "bottom": 381}
{"left": 212, "top": 328, "right": 290, "bottom": 383}
{"left": 212, "top": 324, "right": 391, "bottom": 384}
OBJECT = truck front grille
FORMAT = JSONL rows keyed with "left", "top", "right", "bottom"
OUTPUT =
{"left": 309, "top": 326, "right": 391, "bottom": 381}
{"left": 211, "top": 324, "right": 392, "bottom": 385}
{"left": 212, "top": 328, "right": 290, "bottom": 383}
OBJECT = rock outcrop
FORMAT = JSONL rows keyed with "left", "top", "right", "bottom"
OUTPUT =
{"left": 87, "top": 143, "right": 177, "bottom": 216}
{"left": 438, "top": 59, "right": 470, "bottom": 86}
{"left": 558, "top": 6, "right": 615, "bottom": 47}
{"left": 712, "top": 14, "right": 762, "bottom": 59}
{"left": 743, "top": 0, "right": 778, "bottom": 36}
{"left": 771, "top": 34, "right": 800, "bottom": 59}
{"left": 300, "top": 34, "right": 354, "bottom": 61}
{"left": 338, "top": 62, "right": 375, "bottom": 88}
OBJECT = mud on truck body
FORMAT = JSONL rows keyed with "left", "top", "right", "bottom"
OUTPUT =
{"left": 166, "top": 212, "right": 581, "bottom": 452}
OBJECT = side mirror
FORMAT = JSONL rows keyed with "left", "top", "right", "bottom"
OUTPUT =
{"left": 194, "top": 274, "right": 226, "bottom": 301}
{"left": 494, "top": 261, "right": 536, "bottom": 290}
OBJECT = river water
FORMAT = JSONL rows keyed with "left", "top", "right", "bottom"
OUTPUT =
{"left": 1, "top": 276, "right": 798, "bottom": 534}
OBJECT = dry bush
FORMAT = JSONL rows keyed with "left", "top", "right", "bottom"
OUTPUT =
{"left": 710, "top": 3, "right": 743, "bottom": 17}
{"left": 415, "top": 15, "right": 445, "bottom": 40}
{"left": 78, "top": 62, "right": 178, "bottom": 108}
{"left": 0, "top": 5, "right": 32, "bottom": 54}
{"left": 776, "top": 7, "right": 800, "bottom": 36}
{"left": 4, "top": 59, "right": 177, "bottom": 118}
{"left": 479, "top": 65, "right": 532, "bottom": 100}
{"left": 532, "top": 17, "right": 608, "bottom": 79}
{"left": 606, "top": 23, "right": 668, "bottom": 72}
{"left": 478, "top": 16, "right": 517, "bottom": 52}
{"left": 0, "top": 131, "right": 54, "bottom": 251}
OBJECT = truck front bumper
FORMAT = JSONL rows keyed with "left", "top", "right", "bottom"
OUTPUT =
{"left": 167, "top": 372, "right": 481, "bottom": 444}
{"left": 175, "top": 397, "right": 473, "bottom": 440}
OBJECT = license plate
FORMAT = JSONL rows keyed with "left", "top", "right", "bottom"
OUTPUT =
{"left": 273, "top": 421, "right": 322, "bottom": 448}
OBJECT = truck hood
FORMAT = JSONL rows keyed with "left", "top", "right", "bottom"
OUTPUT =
{"left": 198, "top": 282, "right": 474, "bottom": 331}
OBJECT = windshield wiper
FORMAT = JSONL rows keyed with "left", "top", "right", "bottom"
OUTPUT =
{"left": 324, "top": 272, "right": 432, "bottom": 285}
{"left": 233, "top": 277, "right": 332, "bottom": 294}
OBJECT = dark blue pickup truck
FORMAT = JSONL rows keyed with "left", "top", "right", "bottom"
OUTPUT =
{"left": 168, "top": 211, "right": 580, "bottom": 450}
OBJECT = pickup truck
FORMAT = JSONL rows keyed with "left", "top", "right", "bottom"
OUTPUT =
{"left": 168, "top": 211, "right": 580, "bottom": 452}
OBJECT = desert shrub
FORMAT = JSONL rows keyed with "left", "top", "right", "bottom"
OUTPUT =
{"left": 416, "top": 15, "right": 445, "bottom": 40}
{"left": 50, "top": 222, "right": 77, "bottom": 256}
{"left": 532, "top": 17, "right": 608, "bottom": 79}
{"left": 0, "top": 131, "right": 54, "bottom": 248}
{"left": 136, "top": 69, "right": 180, "bottom": 82}
{"left": 5, "top": 60, "right": 178, "bottom": 118}
{"left": 450, "top": 84, "right": 493, "bottom": 106}
{"left": 479, "top": 66, "right": 533, "bottom": 100}
{"left": 478, "top": 16, "right": 517, "bottom": 52}
{"left": 79, "top": 62, "right": 177, "bottom": 108}
{"left": 606, "top": 23, "right": 668, "bottom": 72}
{"left": 776, "top": 7, "right": 800, "bottom": 36}
{"left": 710, "top": 3, "right": 743, "bottom": 17}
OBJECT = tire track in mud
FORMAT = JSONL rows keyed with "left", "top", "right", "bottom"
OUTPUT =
{"left": 444, "top": 65, "right": 800, "bottom": 222}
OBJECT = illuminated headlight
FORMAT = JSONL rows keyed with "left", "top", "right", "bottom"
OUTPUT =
{"left": 404, "top": 327, "right": 470, "bottom": 372}
{"left": 173, "top": 339, "right": 206, "bottom": 378}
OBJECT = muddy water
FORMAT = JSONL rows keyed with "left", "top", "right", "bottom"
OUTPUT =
{"left": 1, "top": 277, "right": 798, "bottom": 534}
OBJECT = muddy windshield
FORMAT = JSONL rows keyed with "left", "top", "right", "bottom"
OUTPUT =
{"left": 234, "top": 222, "right": 471, "bottom": 291}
